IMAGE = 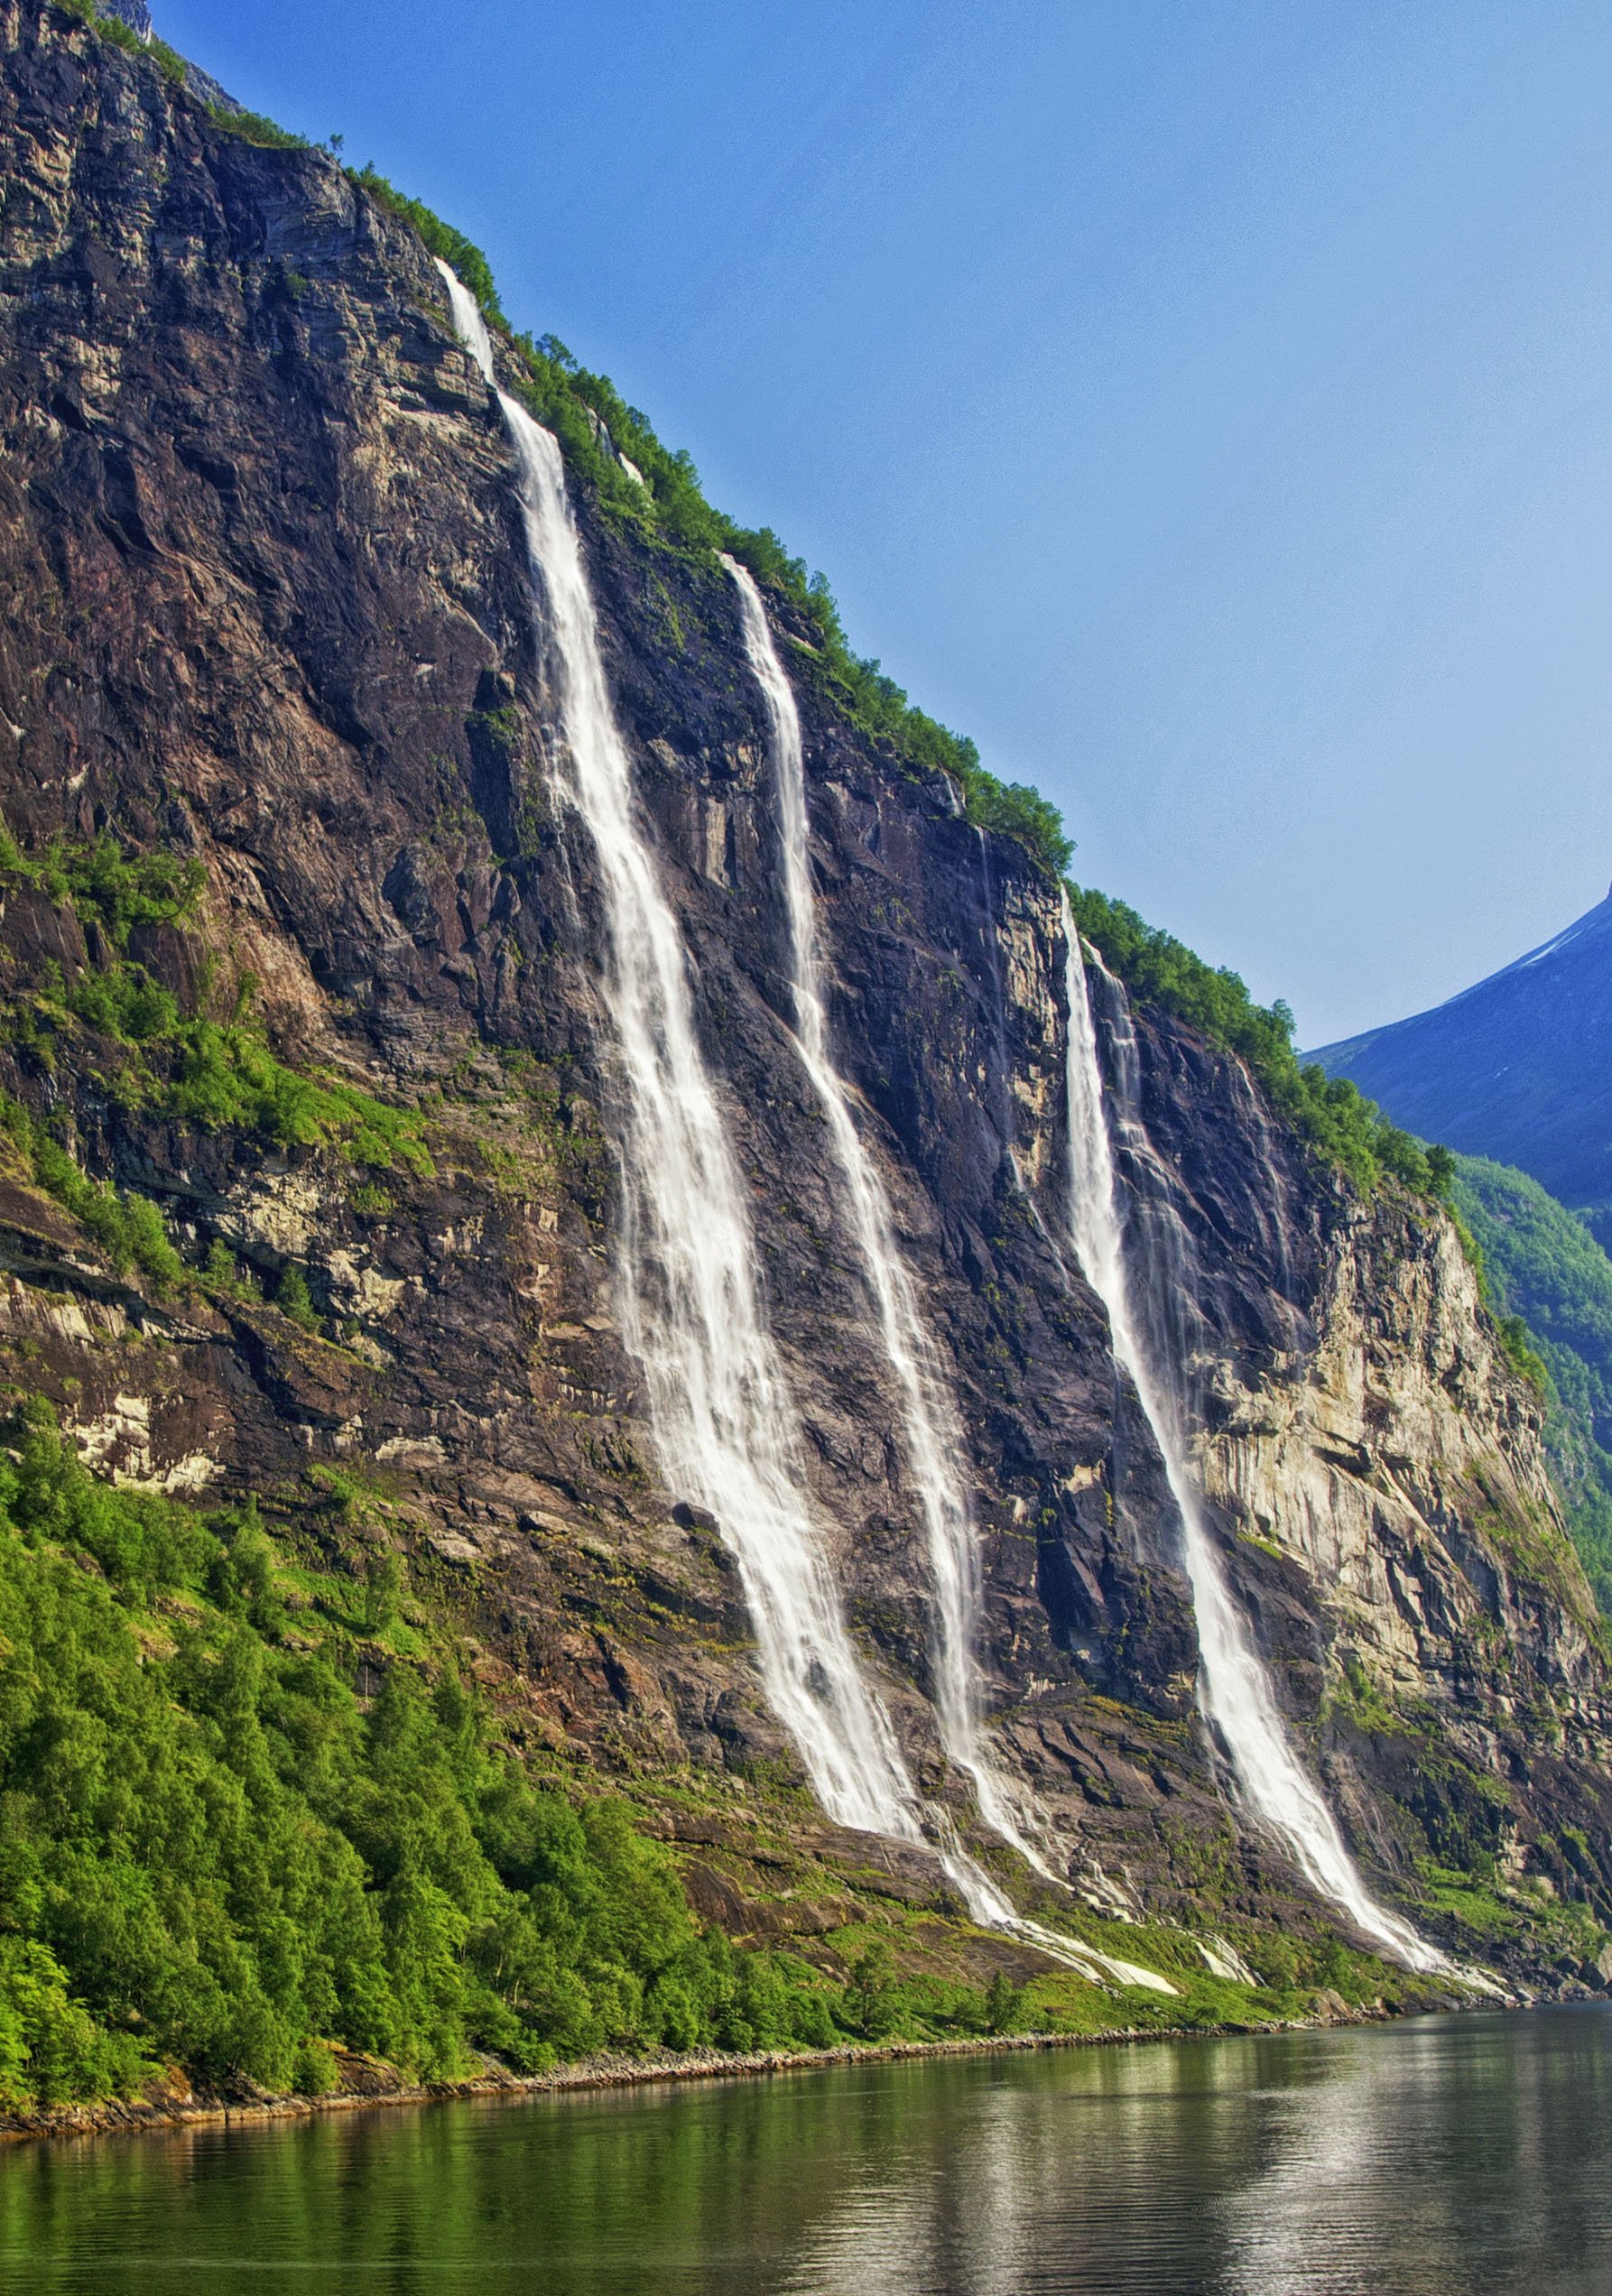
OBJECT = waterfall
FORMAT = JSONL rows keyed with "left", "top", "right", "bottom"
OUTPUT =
{"left": 436, "top": 269, "right": 1176, "bottom": 1991}
{"left": 436, "top": 263, "right": 920, "bottom": 1837}
{"left": 726, "top": 558, "right": 1055, "bottom": 1881}
{"left": 723, "top": 567, "right": 1181, "bottom": 1990}
{"left": 1059, "top": 892, "right": 1444, "bottom": 1973}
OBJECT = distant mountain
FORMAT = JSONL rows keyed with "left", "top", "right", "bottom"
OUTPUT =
{"left": 1311, "top": 886, "right": 1612, "bottom": 1250}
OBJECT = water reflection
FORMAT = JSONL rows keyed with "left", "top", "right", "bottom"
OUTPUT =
{"left": 1220, "top": 2014, "right": 1612, "bottom": 2295}
{"left": 1, "top": 2010, "right": 1608, "bottom": 2292}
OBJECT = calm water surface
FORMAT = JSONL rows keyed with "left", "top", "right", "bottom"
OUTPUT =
{"left": 3, "top": 2007, "right": 1609, "bottom": 2293}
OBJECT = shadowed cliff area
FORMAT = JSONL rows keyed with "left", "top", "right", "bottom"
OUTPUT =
{"left": 2, "top": 0, "right": 1612, "bottom": 2116}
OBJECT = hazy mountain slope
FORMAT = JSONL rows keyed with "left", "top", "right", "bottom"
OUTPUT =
{"left": 1311, "top": 888, "right": 1612, "bottom": 1251}
{"left": 1450, "top": 1154, "right": 1612, "bottom": 1609}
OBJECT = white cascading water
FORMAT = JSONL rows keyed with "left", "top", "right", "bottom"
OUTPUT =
{"left": 726, "top": 558, "right": 1057, "bottom": 1882}
{"left": 437, "top": 269, "right": 1175, "bottom": 1991}
{"left": 436, "top": 262, "right": 919, "bottom": 1836}
{"left": 1059, "top": 891, "right": 1445, "bottom": 1973}
{"left": 724, "top": 563, "right": 1178, "bottom": 1989}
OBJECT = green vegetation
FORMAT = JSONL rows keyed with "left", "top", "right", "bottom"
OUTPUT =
{"left": 1451, "top": 1154, "right": 1612, "bottom": 1609}
{"left": 0, "top": 828, "right": 432, "bottom": 1178}
{"left": 1065, "top": 883, "right": 1454, "bottom": 1200}
{"left": 0, "top": 1403, "right": 1443, "bottom": 2115}
{"left": 347, "top": 166, "right": 502, "bottom": 321}
{"left": 55, "top": 0, "right": 310, "bottom": 147}
{"left": 275, "top": 1264, "right": 320, "bottom": 1332}
{"left": 332, "top": 176, "right": 1070, "bottom": 875}
{"left": 159, "top": 1022, "right": 435, "bottom": 1175}
{"left": 0, "top": 1409, "right": 868, "bottom": 2111}
{"left": 0, "top": 824, "right": 204, "bottom": 945}
{"left": 55, "top": 0, "right": 1075, "bottom": 876}
{"left": 487, "top": 334, "right": 1072, "bottom": 867}
{"left": 208, "top": 104, "right": 310, "bottom": 152}
{"left": 0, "top": 1094, "right": 181, "bottom": 1290}
{"left": 53, "top": 0, "right": 188, "bottom": 88}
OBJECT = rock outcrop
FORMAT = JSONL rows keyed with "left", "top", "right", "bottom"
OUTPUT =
{"left": 1, "top": 0, "right": 1608, "bottom": 1988}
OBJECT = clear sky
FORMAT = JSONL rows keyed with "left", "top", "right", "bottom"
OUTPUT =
{"left": 153, "top": 0, "right": 1612, "bottom": 1045}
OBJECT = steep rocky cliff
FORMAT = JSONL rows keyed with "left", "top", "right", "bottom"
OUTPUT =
{"left": 2, "top": 0, "right": 1608, "bottom": 2007}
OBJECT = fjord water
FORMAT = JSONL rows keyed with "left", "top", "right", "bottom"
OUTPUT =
{"left": 9, "top": 2011, "right": 1612, "bottom": 2292}
{"left": 435, "top": 265, "right": 917, "bottom": 1836}
{"left": 1059, "top": 901, "right": 1441, "bottom": 1972}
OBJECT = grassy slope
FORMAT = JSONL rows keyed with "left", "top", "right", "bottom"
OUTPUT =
{"left": 1450, "top": 1154, "right": 1612, "bottom": 1610}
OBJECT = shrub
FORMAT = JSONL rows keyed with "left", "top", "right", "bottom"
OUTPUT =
{"left": 984, "top": 1967, "right": 1026, "bottom": 2034}
{"left": 1066, "top": 883, "right": 1451, "bottom": 1200}
{"left": 0, "top": 826, "right": 204, "bottom": 948}
{"left": 209, "top": 104, "right": 308, "bottom": 152}
{"left": 0, "top": 1095, "right": 183, "bottom": 1289}
{"left": 275, "top": 1265, "right": 320, "bottom": 1332}
{"left": 0, "top": 1412, "right": 862, "bottom": 2107}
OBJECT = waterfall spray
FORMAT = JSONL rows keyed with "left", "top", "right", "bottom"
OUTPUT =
{"left": 1059, "top": 893, "right": 1444, "bottom": 1973}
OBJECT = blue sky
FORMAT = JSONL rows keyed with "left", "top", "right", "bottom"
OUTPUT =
{"left": 156, "top": 0, "right": 1612, "bottom": 1044}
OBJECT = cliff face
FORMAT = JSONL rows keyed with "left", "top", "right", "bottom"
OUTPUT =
{"left": 2, "top": 0, "right": 1608, "bottom": 1987}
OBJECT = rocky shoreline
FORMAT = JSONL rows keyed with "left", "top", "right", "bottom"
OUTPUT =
{"left": 0, "top": 1994, "right": 1442, "bottom": 2148}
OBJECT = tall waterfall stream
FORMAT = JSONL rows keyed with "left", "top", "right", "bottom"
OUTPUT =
{"left": 726, "top": 559, "right": 1055, "bottom": 1882}
{"left": 437, "top": 264, "right": 915, "bottom": 1837}
{"left": 1060, "top": 893, "right": 1444, "bottom": 1973}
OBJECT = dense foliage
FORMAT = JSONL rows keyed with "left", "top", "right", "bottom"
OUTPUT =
{"left": 1, "top": 1412, "right": 1198, "bottom": 2113}
{"left": 1065, "top": 884, "right": 1454, "bottom": 1199}
{"left": 1451, "top": 1155, "right": 1612, "bottom": 1610}
{"left": 0, "top": 1412, "right": 879, "bottom": 2111}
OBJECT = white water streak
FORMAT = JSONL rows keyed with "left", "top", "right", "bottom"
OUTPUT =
{"left": 438, "top": 261, "right": 918, "bottom": 1836}
{"left": 726, "top": 559, "right": 1057, "bottom": 1881}
{"left": 1060, "top": 892, "right": 1444, "bottom": 1973}
{"left": 724, "top": 570, "right": 1174, "bottom": 1988}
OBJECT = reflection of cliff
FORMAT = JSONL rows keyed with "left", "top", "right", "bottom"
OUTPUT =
{"left": 2, "top": 0, "right": 1609, "bottom": 1985}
